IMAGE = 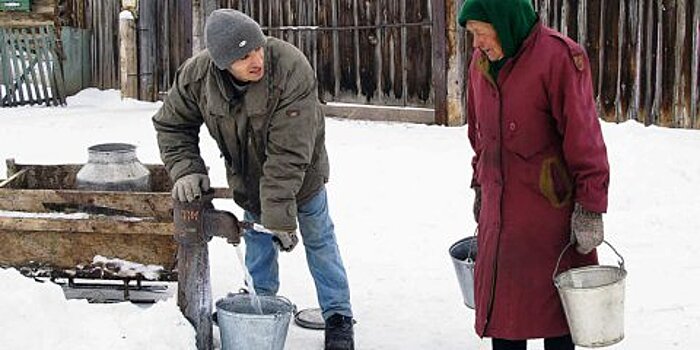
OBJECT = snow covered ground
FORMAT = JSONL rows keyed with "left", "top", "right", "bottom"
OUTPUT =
{"left": 1, "top": 89, "right": 699, "bottom": 349}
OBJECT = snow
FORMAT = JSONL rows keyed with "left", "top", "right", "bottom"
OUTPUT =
{"left": 1, "top": 88, "right": 699, "bottom": 349}
{"left": 90, "top": 255, "right": 165, "bottom": 280}
{"left": 0, "top": 209, "right": 90, "bottom": 219}
{"left": 0, "top": 209, "right": 147, "bottom": 222}
{"left": 120, "top": 10, "right": 134, "bottom": 21}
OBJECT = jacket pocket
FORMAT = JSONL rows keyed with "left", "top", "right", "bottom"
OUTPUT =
{"left": 504, "top": 128, "right": 572, "bottom": 207}
{"left": 538, "top": 156, "right": 573, "bottom": 208}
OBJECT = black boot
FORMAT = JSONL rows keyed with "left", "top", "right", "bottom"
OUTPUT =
{"left": 324, "top": 314, "right": 354, "bottom": 350}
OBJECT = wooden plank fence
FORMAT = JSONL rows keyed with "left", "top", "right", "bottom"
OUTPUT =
{"left": 84, "top": 0, "right": 120, "bottom": 90}
{"left": 51, "top": 0, "right": 700, "bottom": 128}
{"left": 529, "top": 0, "right": 700, "bottom": 128}
{"left": 202, "top": 0, "right": 436, "bottom": 110}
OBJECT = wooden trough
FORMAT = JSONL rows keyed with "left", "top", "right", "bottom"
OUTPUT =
{"left": 0, "top": 159, "right": 227, "bottom": 282}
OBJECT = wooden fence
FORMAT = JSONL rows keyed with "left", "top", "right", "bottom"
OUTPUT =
{"left": 55, "top": 0, "right": 700, "bottom": 128}
{"left": 0, "top": 25, "right": 66, "bottom": 106}
{"left": 215, "top": 0, "right": 438, "bottom": 121}
{"left": 61, "top": 0, "right": 193, "bottom": 101}
{"left": 73, "top": 0, "right": 436, "bottom": 109}
{"left": 529, "top": 0, "right": 700, "bottom": 128}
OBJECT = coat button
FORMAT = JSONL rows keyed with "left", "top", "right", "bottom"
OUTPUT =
{"left": 508, "top": 121, "right": 517, "bottom": 131}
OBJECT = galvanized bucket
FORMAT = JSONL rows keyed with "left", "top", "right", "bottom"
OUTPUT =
{"left": 449, "top": 235, "right": 477, "bottom": 309}
{"left": 553, "top": 240, "right": 627, "bottom": 348}
{"left": 215, "top": 293, "right": 295, "bottom": 350}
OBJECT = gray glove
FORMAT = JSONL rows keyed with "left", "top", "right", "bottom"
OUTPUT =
{"left": 172, "top": 173, "right": 210, "bottom": 202}
{"left": 248, "top": 222, "right": 299, "bottom": 252}
{"left": 571, "top": 202, "right": 604, "bottom": 254}
{"left": 473, "top": 186, "right": 482, "bottom": 223}
{"left": 269, "top": 229, "right": 299, "bottom": 252}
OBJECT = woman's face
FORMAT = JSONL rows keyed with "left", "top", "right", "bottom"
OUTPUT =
{"left": 466, "top": 20, "right": 504, "bottom": 61}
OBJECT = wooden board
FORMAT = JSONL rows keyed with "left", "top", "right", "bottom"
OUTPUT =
{"left": 0, "top": 160, "right": 231, "bottom": 280}
{"left": 0, "top": 226, "right": 178, "bottom": 279}
{"left": 3, "top": 160, "right": 174, "bottom": 191}
{"left": 0, "top": 189, "right": 173, "bottom": 220}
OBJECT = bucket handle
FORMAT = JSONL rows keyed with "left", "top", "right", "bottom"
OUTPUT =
{"left": 466, "top": 227, "right": 478, "bottom": 262}
{"left": 552, "top": 239, "right": 625, "bottom": 282}
{"left": 275, "top": 295, "right": 298, "bottom": 315}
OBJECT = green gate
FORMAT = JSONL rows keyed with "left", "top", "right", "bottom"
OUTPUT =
{"left": 0, "top": 25, "right": 66, "bottom": 107}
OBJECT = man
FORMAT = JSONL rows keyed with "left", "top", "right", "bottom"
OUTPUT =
{"left": 153, "top": 9, "right": 354, "bottom": 350}
{"left": 458, "top": 0, "right": 610, "bottom": 349}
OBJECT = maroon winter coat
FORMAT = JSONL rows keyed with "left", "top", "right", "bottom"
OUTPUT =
{"left": 467, "top": 22, "right": 610, "bottom": 339}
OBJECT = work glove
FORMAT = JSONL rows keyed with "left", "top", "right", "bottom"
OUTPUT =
{"left": 172, "top": 173, "right": 210, "bottom": 202}
{"left": 473, "top": 186, "right": 481, "bottom": 223}
{"left": 570, "top": 202, "right": 604, "bottom": 254}
{"left": 248, "top": 223, "right": 299, "bottom": 252}
{"left": 269, "top": 229, "right": 299, "bottom": 252}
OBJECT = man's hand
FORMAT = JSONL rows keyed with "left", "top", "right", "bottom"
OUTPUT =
{"left": 270, "top": 229, "right": 299, "bottom": 252}
{"left": 473, "top": 186, "right": 482, "bottom": 223}
{"left": 172, "top": 173, "right": 210, "bottom": 202}
{"left": 571, "top": 203, "right": 604, "bottom": 254}
{"left": 247, "top": 223, "right": 299, "bottom": 252}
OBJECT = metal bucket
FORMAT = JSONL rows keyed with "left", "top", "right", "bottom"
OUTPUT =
{"left": 553, "top": 241, "right": 627, "bottom": 347}
{"left": 215, "top": 294, "right": 295, "bottom": 350}
{"left": 449, "top": 236, "right": 477, "bottom": 309}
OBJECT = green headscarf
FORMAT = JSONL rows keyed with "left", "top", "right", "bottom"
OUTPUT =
{"left": 458, "top": 0, "right": 537, "bottom": 78}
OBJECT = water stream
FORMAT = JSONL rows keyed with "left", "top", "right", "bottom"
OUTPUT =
{"left": 235, "top": 245, "right": 263, "bottom": 314}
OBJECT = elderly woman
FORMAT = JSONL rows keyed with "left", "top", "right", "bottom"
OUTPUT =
{"left": 459, "top": 0, "right": 610, "bottom": 349}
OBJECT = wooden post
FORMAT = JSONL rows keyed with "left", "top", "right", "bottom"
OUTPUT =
{"left": 192, "top": 0, "right": 218, "bottom": 55}
{"left": 139, "top": 0, "right": 157, "bottom": 101}
{"left": 177, "top": 0, "right": 194, "bottom": 66}
{"left": 447, "top": 0, "right": 467, "bottom": 126}
{"left": 692, "top": 0, "right": 700, "bottom": 129}
{"left": 119, "top": 10, "right": 138, "bottom": 99}
{"left": 192, "top": 0, "right": 204, "bottom": 54}
{"left": 431, "top": 0, "right": 448, "bottom": 125}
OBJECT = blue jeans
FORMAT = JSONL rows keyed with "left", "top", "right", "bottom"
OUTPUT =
{"left": 243, "top": 187, "right": 353, "bottom": 320}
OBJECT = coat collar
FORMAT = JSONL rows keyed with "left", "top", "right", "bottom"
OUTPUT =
{"left": 496, "top": 21, "right": 543, "bottom": 84}
{"left": 206, "top": 42, "right": 271, "bottom": 117}
{"left": 472, "top": 20, "right": 543, "bottom": 88}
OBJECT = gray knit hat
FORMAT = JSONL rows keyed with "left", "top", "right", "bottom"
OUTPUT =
{"left": 205, "top": 9, "right": 266, "bottom": 70}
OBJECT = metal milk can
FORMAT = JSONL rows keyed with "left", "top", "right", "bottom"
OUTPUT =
{"left": 75, "top": 143, "right": 151, "bottom": 191}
